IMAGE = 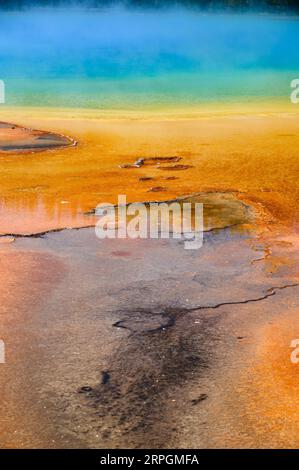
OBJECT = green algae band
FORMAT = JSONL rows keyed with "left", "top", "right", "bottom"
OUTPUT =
{"left": 0, "top": 122, "right": 76, "bottom": 153}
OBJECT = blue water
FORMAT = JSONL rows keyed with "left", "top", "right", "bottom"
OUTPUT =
{"left": 0, "top": 8, "right": 299, "bottom": 109}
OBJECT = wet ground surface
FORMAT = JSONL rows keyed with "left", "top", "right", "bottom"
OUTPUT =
{"left": 0, "top": 111, "right": 298, "bottom": 448}
{"left": 0, "top": 223, "right": 297, "bottom": 448}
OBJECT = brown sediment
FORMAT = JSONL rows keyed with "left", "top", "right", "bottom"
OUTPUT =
{"left": 139, "top": 176, "right": 154, "bottom": 181}
{"left": 159, "top": 164, "right": 194, "bottom": 171}
{"left": 144, "top": 156, "right": 181, "bottom": 164}
{"left": 147, "top": 186, "right": 167, "bottom": 192}
{"left": 120, "top": 156, "right": 182, "bottom": 168}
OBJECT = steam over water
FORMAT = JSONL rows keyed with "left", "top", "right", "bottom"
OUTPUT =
{"left": 1, "top": 7, "right": 299, "bottom": 109}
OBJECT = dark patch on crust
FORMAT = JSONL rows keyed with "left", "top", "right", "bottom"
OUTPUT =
{"left": 76, "top": 283, "right": 299, "bottom": 447}
{"left": 147, "top": 186, "right": 167, "bottom": 193}
{"left": 77, "top": 306, "right": 217, "bottom": 448}
{"left": 191, "top": 394, "right": 208, "bottom": 405}
{"left": 119, "top": 156, "right": 181, "bottom": 169}
{"left": 139, "top": 176, "right": 155, "bottom": 181}
{"left": 159, "top": 164, "right": 193, "bottom": 171}
{"left": 144, "top": 156, "right": 181, "bottom": 164}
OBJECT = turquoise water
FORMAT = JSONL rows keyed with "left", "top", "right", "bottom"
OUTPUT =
{"left": 1, "top": 8, "right": 299, "bottom": 109}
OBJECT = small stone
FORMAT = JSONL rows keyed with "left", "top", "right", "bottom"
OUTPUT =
{"left": 134, "top": 158, "right": 144, "bottom": 167}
